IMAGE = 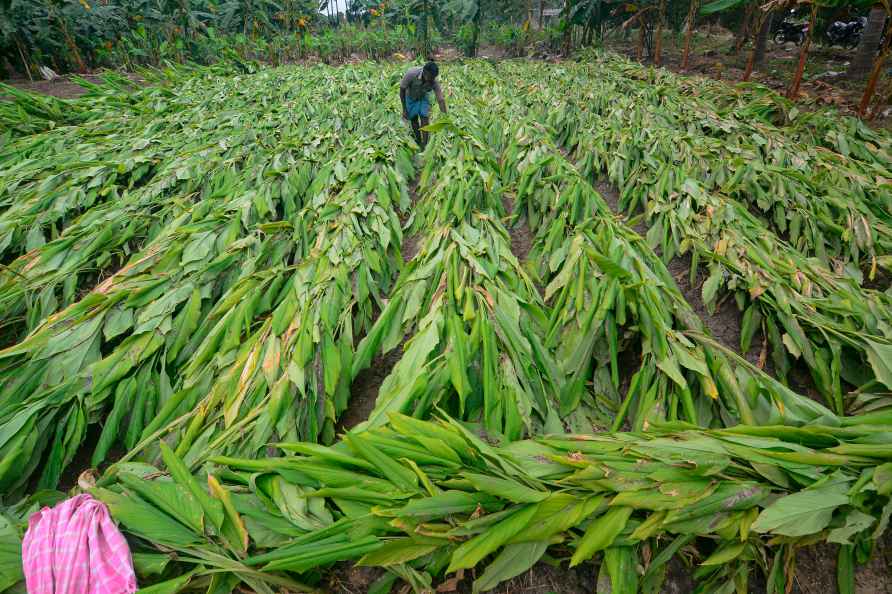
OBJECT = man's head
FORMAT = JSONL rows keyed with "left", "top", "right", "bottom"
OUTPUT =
{"left": 422, "top": 61, "right": 439, "bottom": 82}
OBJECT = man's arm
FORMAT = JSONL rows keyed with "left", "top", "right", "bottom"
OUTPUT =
{"left": 434, "top": 82, "right": 447, "bottom": 114}
{"left": 399, "top": 87, "right": 408, "bottom": 119}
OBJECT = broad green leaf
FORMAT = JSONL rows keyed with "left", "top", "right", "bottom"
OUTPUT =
{"left": 131, "top": 553, "right": 173, "bottom": 578}
{"left": 828, "top": 510, "right": 875, "bottom": 545}
{"left": 463, "top": 473, "right": 548, "bottom": 504}
{"left": 399, "top": 491, "right": 501, "bottom": 517}
{"left": 874, "top": 463, "right": 892, "bottom": 496}
{"left": 357, "top": 538, "right": 439, "bottom": 566}
{"left": 135, "top": 567, "right": 202, "bottom": 594}
{"left": 752, "top": 480, "right": 850, "bottom": 537}
{"left": 571, "top": 506, "right": 634, "bottom": 567}
{"left": 0, "top": 514, "right": 23, "bottom": 591}
{"left": 92, "top": 488, "right": 200, "bottom": 547}
{"left": 700, "top": 0, "right": 745, "bottom": 14}
{"left": 701, "top": 541, "right": 746, "bottom": 565}
{"left": 701, "top": 266, "right": 722, "bottom": 312}
{"left": 473, "top": 541, "right": 548, "bottom": 593}
{"left": 599, "top": 546, "right": 639, "bottom": 594}
{"left": 447, "top": 504, "right": 538, "bottom": 573}
{"left": 208, "top": 475, "right": 250, "bottom": 555}
{"left": 159, "top": 442, "right": 224, "bottom": 531}
{"left": 117, "top": 473, "right": 204, "bottom": 534}
{"left": 865, "top": 341, "right": 892, "bottom": 390}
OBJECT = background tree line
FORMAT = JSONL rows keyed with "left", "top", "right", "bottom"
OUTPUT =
{"left": 1, "top": 0, "right": 889, "bottom": 116}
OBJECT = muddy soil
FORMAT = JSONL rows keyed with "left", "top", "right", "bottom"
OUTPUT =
{"left": 502, "top": 196, "right": 535, "bottom": 264}
{"left": 340, "top": 339, "right": 405, "bottom": 433}
{"left": 509, "top": 218, "right": 535, "bottom": 264}
{"left": 402, "top": 233, "right": 421, "bottom": 262}
{"left": 455, "top": 562, "right": 595, "bottom": 594}
{"left": 327, "top": 563, "right": 386, "bottom": 593}
{"left": 338, "top": 179, "right": 421, "bottom": 433}
{"left": 327, "top": 561, "right": 595, "bottom": 594}
{"left": 54, "top": 425, "right": 126, "bottom": 494}
{"left": 3, "top": 72, "right": 144, "bottom": 99}
{"left": 325, "top": 541, "right": 892, "bottom": 593}
{"left": 4, "top": 75, "right": 97, "bottom": 99}
{"left": 792, "top": 536, "right": 892, "bottom": 594}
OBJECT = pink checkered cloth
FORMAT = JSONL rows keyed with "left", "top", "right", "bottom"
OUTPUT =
{"left": 22, "top": 494, "right": 137, "bottom": 594}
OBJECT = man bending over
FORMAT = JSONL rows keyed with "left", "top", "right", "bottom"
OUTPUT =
{"left": 399, "top": 61, "right": 447, "bottom": 148}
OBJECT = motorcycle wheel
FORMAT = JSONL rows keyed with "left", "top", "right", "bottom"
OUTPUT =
{"left": 774, "top": 32, "right": 786, "bottom": 44}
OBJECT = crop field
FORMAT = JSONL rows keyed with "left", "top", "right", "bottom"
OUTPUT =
{"left": 1, "top": 54, "right": 892, "bottom": 593}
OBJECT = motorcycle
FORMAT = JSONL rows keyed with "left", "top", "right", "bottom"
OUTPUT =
{"left": 827, "top": 17, "right": 866, "bottom": 48}
{"left": 774, "top": 19, "right": 809, "bottom": 45}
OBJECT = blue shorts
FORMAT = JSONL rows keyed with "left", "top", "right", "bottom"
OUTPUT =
{"left": 405, "top": 94, "right": 430, "bottom": 119}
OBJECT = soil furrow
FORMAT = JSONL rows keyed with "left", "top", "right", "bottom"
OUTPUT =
{"left": 339, "top": 173, "right": 421, "bottom": 433}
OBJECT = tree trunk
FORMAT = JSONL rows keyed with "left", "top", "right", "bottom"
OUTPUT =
{"left": 179, "top": 0, "right": 190, "bottom": 38}
{"left": 562, "top": 18, "right": 573, "bottom": 55}
{"left": 848, "top": 5, "right": 887, "bottom": 79}
{"left": 421, "top": 0, "right": 430, "bottom": 57}
{"left": 742, "top": 9, "right": 767, "bottom": 81}
{"left": 55, "top": 12, "right": 87, "bottom": 72}
{"left": 753, "top": 11, "right": 773, "bottom": 67}
{"left": 471, "top": 3, "right": 482, "bottom": 57}
{"left": 786, "top": 2, "right": 816, "bottom": 99}
{"left": 597, "top": 1, "right": 604, "bottom": 43}
{"left": 734, "top": 3, "right": 754, "bottom": 54}
{"left": 539, "top": 0, "right": 545, "bottom": 30}
{"left": 637, "top": 20, "right": 645, "bottom": 61}
{"left": 858, "top": 9, "right": 892, "bottom": 115}
{"left": 654, "top": 0, "right": 666, "bottom": 65}
{"left": 681, "top": 0, "right": 699, "bottom": 70}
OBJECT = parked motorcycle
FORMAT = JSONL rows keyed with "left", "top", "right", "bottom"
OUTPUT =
{"left": 774, "top": 19, "right": 808, "bottom": 45}
{"left": 827, "top": 17, "right": 867, "bottom": 48}
{"left": 774, "top": 19, "right": 809, "bottom": 45}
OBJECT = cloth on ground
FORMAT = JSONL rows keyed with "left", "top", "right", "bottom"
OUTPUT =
{"left": 22, "top": 494, "right": 137, "bottom": 594}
